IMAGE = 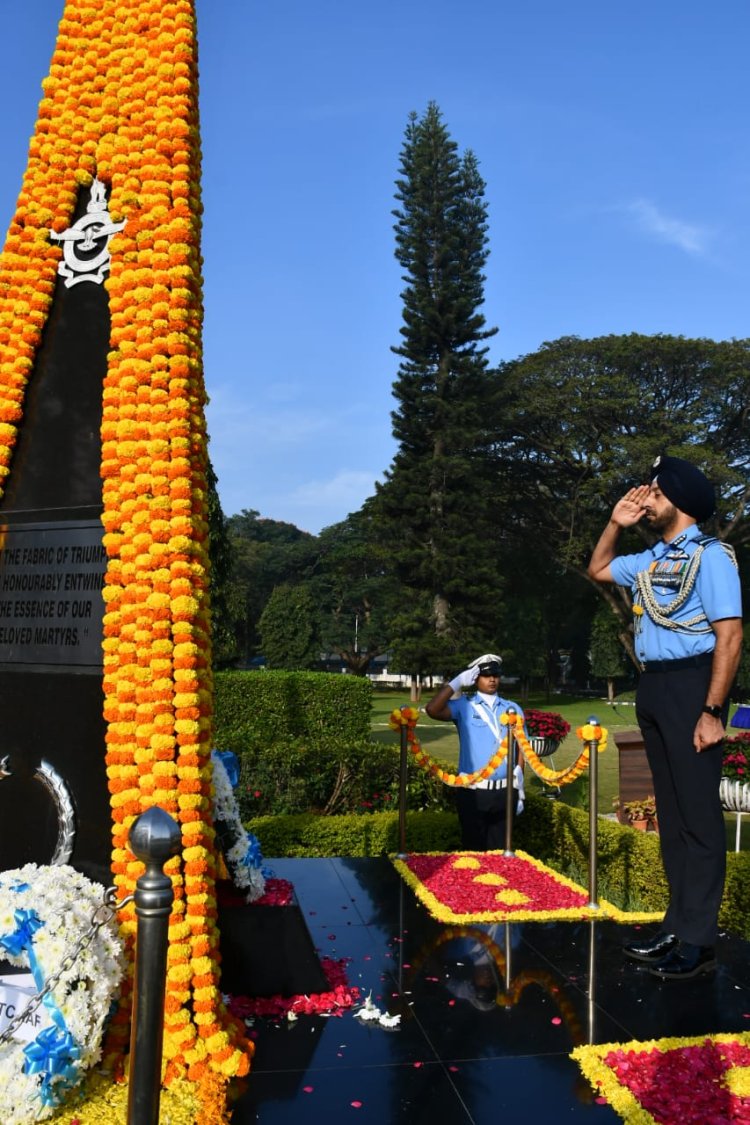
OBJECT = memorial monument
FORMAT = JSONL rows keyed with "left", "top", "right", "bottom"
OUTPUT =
{"left": 0, "top": 0, "right": 252, "bottom": 1104}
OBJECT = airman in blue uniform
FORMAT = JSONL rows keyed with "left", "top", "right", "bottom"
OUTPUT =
{"left": 426, "top": 654, "right": 525, "bottom": 850}
{"left": 589, "top": 454, "right": 742, "bottom": 979}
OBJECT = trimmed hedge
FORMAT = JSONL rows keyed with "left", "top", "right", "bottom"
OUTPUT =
{"left": 212, "top": 670, "right": 453, "bottom": 818}
{"left": 246, "top": 793, "right": 750, "bottom": 939}
{"left": 247, "top": 793, "right": 558, "bottom": 862}
{"left": 235, "top": 738, "right": 453, "bottom": 819}
{"left": 247, "top": 810, "right": 463, "bottom": 857}
{"left": 214, "top": 670, "right": 372, "bottom": 748}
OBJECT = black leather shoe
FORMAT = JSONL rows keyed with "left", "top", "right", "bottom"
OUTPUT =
{"left": 649, "top": 943, "right": 716, "bottom": 980}
{"left": 623, "top": 931, "right": 678, "bottom": 962}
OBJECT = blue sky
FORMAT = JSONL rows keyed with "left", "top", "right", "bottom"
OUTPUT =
{"left": 1, "top": 1, "right": 749, "bottom": 533}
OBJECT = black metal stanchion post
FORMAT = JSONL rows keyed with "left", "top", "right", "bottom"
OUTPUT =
{"left": 126, "top": 805, "right": 182, "bottom": 1125}
{"left": 586, "top": 715, "right": 600, "bottom": 910}
{"left": 504, "top": 708, "right": 517, "bottom": 856}
{"left": 397, "top": 706, "right": 409, "bottom": 858}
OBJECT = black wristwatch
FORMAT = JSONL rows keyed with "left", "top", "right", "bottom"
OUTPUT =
{"left": 702, "top": 704, "right": 723, "bottom": 719}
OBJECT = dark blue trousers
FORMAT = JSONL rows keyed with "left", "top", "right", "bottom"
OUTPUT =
{"left": 636, "top": 663, "right": 725, "bottom": 946}
{"left": 453, "top": 787, "right": 519, "bottom": 851}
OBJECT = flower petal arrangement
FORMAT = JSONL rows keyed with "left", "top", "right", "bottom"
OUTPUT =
{"left": 573, "top": 1033, "right": 750, "bottom": 1125}
{"left": 392, "top": 851, "right": 662, "bottom": 925}
{"left": 0, "top": 0, "right": 252, "bottom": 1111}
{"left": 227, "top": 958, "right": 359, "bottom": 1023}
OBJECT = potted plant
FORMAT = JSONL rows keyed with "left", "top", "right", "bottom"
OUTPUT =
{"left": 524, "top": 709, "right": 571, "bottom": 758}
{"left": 613, "top": 794, "right": 657, "bottom": 831}
{"left": 720, "top": 734, "right": 750, "bottom": 814}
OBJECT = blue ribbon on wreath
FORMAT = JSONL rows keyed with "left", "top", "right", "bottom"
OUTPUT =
{"left": 0, "top": 905, "right": 81, "bottom": 1106}
{"left": 242, "top": 836, "right": 263, "bottom": 870}
{"left": 0, "top": 907, "right": 44, "bottom": 958}
{"left": 212, "top": 749, "right": 240, "bottom": 788}
{"left": 23, "top": 1023, "right": 81, "bottom": 1104}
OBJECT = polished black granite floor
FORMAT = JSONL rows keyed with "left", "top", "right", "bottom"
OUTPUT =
{"left": 228, "top": 857, "right": 750, "bottom": 1124}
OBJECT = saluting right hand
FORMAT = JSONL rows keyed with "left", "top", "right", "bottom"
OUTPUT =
{"left": 612, "top": 485, "right": 650, "bottom": 527}
{"left": 449, "top": 666, "right": 480, "bottom": 692}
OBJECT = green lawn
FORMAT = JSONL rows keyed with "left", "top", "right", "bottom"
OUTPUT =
{"left": 371, "top": 688, "right": 749, "bottom": 849}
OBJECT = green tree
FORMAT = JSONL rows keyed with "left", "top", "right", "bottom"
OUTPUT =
{"left": 258, "top": 583, "right": 322, "bottom": 670}
{"left": 224, "top": 510, "right": 317, "bottom": 664}
{"left": 205, "top": 456, "right": 239, "bottom": 668}
{"left": 310, "top": 505, "right": 401, "bottom": 675}
{"left": 375, "top": 102, "right": 501, "bottom": 674}
{"left": 492, "top": 333, "right": 750, "bottom": 667}
{"left": 589, "top": 604, "right": 629, "bottom": 702}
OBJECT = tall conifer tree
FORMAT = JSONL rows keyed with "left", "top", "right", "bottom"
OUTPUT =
{"left": 377, "top": 103, "right": 500, "bottom": 673}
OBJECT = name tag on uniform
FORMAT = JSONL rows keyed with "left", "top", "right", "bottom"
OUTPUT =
{"left": 0, "top": 972, "right": 52, "bottom": 1043}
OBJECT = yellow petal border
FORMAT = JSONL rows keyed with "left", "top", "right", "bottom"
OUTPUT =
{"left": 572, "top": 1032, "right": 750, "bottom": 1124}
{"left": 391, "top": 850, "right": 663, "bottom": 925}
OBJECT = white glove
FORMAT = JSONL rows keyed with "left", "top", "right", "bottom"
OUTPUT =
{"left": 449, "top": 666, "right": 479, "bottom": 692}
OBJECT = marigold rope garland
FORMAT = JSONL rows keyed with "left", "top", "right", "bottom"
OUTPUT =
{"left": 389, "top": 707, "right": 607, "bottom": 788}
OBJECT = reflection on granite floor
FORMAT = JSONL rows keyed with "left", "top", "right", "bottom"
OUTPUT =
{"left": 228, "top": 857, "right": 750, "bottom": 1123}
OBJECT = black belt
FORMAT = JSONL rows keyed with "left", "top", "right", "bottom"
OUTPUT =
{"left": 640, "top": 652, "right": 713, "bottom": 673}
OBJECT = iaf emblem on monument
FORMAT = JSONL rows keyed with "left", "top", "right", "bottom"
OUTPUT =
{"left": 49, "top": 177, "right": 125, "bottom": 288}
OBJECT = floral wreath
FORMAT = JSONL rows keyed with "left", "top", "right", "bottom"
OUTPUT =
{"left": 390, "top": 708, "right": 607, "bottom": 788}
{"left": 210, "top": 751, "right": 265, "bottom": 902}
{"left": 0, "top": 864, "right": 124, "bottom": 1124}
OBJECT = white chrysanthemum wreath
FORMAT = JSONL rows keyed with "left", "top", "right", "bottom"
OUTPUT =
{"left": 211, "top": 750, "right": 266, "bottom": 902}
{"left": 0, "top": 864, "right": 124, "bottom": 1124}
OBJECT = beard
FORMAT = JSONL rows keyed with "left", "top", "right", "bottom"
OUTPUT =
{"left": 646, "top": 502, "right": 679, "bottom": 534}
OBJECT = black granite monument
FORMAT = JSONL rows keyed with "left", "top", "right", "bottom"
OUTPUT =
{"left": 0, "top": 184, "right": 117, "bottom": 884}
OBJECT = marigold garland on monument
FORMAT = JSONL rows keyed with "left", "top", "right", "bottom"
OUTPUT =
{"left": 0, "top": 0, "right": 251, "bottom": 1109}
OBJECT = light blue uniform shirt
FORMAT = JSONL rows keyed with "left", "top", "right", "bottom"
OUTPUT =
{"left": 610, "top": 524, "right": 741, "bottom": 664}
{"left": 447, "top": 693, "right": 525, "bottom": 798}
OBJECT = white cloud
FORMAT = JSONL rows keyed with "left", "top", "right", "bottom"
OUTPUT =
{"left": 206, "top": 394, "right": 330, "bottom": 452}
{"left": 623, "top": 197, "right": 712, "bottom": 256}
{"left": 289, "top": 469, "right": 381, "bottom": 515}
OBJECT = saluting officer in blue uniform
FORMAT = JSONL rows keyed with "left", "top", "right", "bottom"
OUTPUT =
{"left": 588, "top": 454, "right": 743, "bottom": 979}
{"left": 426, "top": 654, "right": 525, "bottom": 850}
